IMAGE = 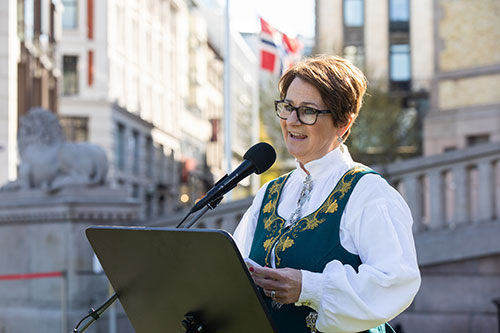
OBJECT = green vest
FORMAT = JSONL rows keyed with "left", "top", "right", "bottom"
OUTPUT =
{"left": 249, "top": 166, "right": 391, "bottom": 333}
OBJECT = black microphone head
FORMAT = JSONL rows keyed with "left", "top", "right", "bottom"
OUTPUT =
{"left": 243, "top": 142, "right": 276, "bottom": 174}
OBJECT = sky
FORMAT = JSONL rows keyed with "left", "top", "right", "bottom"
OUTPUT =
{"left": 227, "top": 0, "right": 315, "bottom": 38}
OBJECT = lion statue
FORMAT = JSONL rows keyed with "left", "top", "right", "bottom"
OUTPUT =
{"left": 1, "top": 107, "right": 108, "bottom": 192}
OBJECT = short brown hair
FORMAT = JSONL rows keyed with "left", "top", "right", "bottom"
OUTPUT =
{"left": 278, "top": 55, "right": 367, "bottom": 139}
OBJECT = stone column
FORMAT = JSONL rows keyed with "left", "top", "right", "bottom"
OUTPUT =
{"left": 452, "top": 164, "right": 468, "bottom": 225}
{"left": 477, "top": 158, "right": 494, "bottom": 222}
{"left": 404, "top": 174, "right": 423, "bottom": 232}
{"left": 428, "top": 169, "right": 444, "bottom": 229}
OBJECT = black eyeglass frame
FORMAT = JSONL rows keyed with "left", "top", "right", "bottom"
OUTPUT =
{"left": 274, "top": 100, "right": 332, "bottom": 125}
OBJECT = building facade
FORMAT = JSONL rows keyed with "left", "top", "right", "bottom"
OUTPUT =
{"left": 315, "top": 0, "right": 433, "bottom": 160}
{"left": 0, "top": 0, "right": 61, "bottom": 186}
{"left": 423, "top": 0, "right": 500, "bottom": 155}
{"left": 59, "top": 0, "right": 195, "bottom": 219}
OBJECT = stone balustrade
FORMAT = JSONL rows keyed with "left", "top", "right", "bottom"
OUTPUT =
{"left": 151, "top": 142, "right": 500, "bottom": 240}
{"left": 375, "top": 141, "right": 500, "bottom": 233}
{"left": 148, "top": 196, "right": 253, "bottom": 234}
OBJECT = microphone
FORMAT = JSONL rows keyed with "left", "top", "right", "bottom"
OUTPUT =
{"left": 189, "top": 142, "right": 276, "bottom": 214}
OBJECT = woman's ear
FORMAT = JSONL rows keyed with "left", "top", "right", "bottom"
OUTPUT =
{"left": 338, "top": 114, "right": 356, "bottom": 138}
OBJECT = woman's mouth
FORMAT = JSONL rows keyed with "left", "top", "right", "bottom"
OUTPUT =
{"left": 289, "top": 131, "right": 307, "bottom": 139}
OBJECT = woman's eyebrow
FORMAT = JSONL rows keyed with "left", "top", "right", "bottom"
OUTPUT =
{"left": 283, "top": 99, "right": 321, "bottom": 108}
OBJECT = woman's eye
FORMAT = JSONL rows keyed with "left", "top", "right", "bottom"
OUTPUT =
{"left": 302, "top": 108, "right": 316, "bottom": 115}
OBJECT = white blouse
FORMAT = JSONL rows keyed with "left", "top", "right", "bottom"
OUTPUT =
{"left": 233, "top": 145, "right": 421, "bottom": 332}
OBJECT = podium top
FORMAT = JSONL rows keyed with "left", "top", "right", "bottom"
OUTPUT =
{"left": 86, "top": 226, "right": 276, "bottom": 333}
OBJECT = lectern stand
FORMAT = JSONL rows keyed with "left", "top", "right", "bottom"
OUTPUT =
{"left": 86, "top": 226, "right": 276, "bottom": 333}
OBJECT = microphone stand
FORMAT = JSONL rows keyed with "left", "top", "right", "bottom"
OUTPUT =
{"left": 72, "top": 196, "right": 225, "bottom": 332}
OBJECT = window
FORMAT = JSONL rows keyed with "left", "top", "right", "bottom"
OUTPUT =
{"left": 344, "top": 45, "right": 365, "bottom": 69}
{"left": 17, "top": 0, "right": 25, "bottom": 40}
{"left": 132, "top": 184, "right": 140, "bottom": 198}
{"left": 145, "top": 137, "right": 154, "bottom": 178}
{"left": 131, "top": 130, "right": 140, "bottom": 175}
{"left": 145, "top": 193, "right": 153, "bottom": 219}
{"left": 389, "top": 0, "right": 409, "bottom": 32}
{"left": 62, "top": 0, "right": 78, "bottom": 29}
{"left": 115, "top": 123, "right": 126, "bottom": 171}
{"left": 344, "top": 0, "right": 364, "bottom": 27}
{"left": 60, "top": 116, "right": 88, "bottom": 142}
{"left": 390, "top": 44, "right": 411, "bottom": 82}
{"left": 209, "top": 118, "right": 220, "bottom": 142}
{"left": 63, "top": 55, "right": 79, "bottom": 95}
{"left": 390, "top": 0, "right": 409, "bottom": 22}
{"left": 23, "top": 0, "right": 34, "bottom": 41}
{"left": 156, "top": 144, "right": 164, "bottom": 182}
{"left": 467, "top": 134, "right": 490, "bottom": 146}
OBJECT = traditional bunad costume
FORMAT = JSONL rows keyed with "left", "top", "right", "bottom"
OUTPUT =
{"left": 234, "top": 146, "right": 420, "bottom": 333}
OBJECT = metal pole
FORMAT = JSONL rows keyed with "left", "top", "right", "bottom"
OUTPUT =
{"left": 61, "top": 271, "right": 68, "bottom": 333}
{"left": 109, "top": 283, "right": 117, "bottom": 333}
{"left": 493, "top": 298, "right": 500, "bottom": 333}
{"left": 224, "top": 0, "right": 232, "bottom": 201}
{"left": 251, "top": 53, "right": 260, "bottom": 194}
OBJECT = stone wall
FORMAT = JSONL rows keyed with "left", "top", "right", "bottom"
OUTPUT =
{"left": 0, "top": 187, "right": 140, "bottom": 332}
{"left": 423, "top": 0, "right": 500, "bottom": 156}
{"left": 438, "top": 0, "right": 500, "bottom": 71}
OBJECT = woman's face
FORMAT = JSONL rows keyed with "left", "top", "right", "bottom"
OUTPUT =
{"left": 280, "top": 77, "right": 342, "bottom": 165}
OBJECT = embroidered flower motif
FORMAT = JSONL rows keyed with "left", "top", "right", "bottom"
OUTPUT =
{"left": 264, "top": 217, "right": 274, "bottom": 231}
{"left": 263, "top": 238, "right": 274, "bottom": 251}
{"left": 326, "top": 199, "right": 338, "bottom": 213}
{"left": 268, "top": 181, "right": 281, "bottom": 196}
{"left": 263, "top": 199, "right": 275, "bottom": 214}
{"left": 304, "top": 217, "right": 325, "bottom": 231}
{"left": 337, "top": 180, "right": 352, "bottom": 199}
{"left": 281, "top": 237, "right": 294, "bottom": 251}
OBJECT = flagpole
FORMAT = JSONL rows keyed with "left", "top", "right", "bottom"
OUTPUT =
{"left": 223, "top": 0, "right": 232, "bottom": 200}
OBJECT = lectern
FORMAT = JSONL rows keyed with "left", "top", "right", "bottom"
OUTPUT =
{"left": 86, "top": 226, "right": 276, "bottom": 332}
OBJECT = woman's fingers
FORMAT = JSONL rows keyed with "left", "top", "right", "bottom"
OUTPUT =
{"left": 249, "top": 267, "right": 302, "bottom": 304}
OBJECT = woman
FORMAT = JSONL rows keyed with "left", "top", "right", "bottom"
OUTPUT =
{"left": 233, "top": 56, "right": 420, "bottom": 333}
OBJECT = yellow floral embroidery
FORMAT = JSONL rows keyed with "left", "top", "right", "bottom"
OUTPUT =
{"left": 281, "top": 237, "right": 294, "bottom": 251}
{"left": 326, "top": 199, "right": 338, "bottom": 213}
{"left": 264, "top": 217, "right": 273, "bottom": 231}
{"left": 263, "top": 238, "right": 274, "bottom": 252}
{"left": 303, "top": 217, "right": 325, "bottom": 231}
{"left": 263, "top": 199, "right": 274, "bottom": 214}
{"left": 337, "top": 180, "right": 352, "bottom": 198}
{"left": 264, "top": 166, "right": 371, "bottom": 265}
{"left": 268, "top": 181, "right": 281, "bottom": 196}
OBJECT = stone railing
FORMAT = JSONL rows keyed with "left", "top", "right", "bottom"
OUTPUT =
{"left": 147, "top": 196, "right": 253, "bottom": 234}
{"left": 375, "top": 141, "right": 499, "bottom": 232}
{"left": 151, "top": 141, "right": 500, "bottom": 265}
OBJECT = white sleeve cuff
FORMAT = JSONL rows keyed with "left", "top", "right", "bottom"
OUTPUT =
{"left": 295, "top": 269, "right": 325, "bottom": 310}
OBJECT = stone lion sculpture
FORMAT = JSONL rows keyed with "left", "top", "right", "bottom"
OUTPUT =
{"left": 1, "top": 107, "right": 108, "bottom": 192}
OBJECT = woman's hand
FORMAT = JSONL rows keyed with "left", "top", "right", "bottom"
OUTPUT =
{"left": 249, "top": 266, "right": 302, "bottom": 304}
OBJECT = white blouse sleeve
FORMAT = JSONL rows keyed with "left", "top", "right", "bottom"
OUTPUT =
{"left": 232, "top": 182, "right": 269, "bottom": 257}
{"left": 296, "top": 176, "right": 421, "bottom": 332}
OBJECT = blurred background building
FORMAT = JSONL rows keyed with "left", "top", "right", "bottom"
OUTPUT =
{"left": 58, "top": 0, "right": 192, "bottom": 220}
{"left": 316, "top": 0, "right": 432, "bottom": 164}
{"left": 423, "top": 0, "right": 500, "bottom": 155}
{"left": 0, "top": 0, "right": 499, "bottom": 332}
{"left": 0, "top": 0, "right": 62, "bottom": 186}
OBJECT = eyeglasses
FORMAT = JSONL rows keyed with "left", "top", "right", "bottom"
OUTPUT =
{"left": 274, "top": 100, "right": 332, "bottom": 125}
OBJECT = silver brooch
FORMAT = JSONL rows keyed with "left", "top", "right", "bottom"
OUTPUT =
{"left": 305, "top": 311, "right": 318, "bottom": 332}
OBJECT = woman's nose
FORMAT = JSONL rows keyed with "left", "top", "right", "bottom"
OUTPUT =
{"left": 287, "top": 109, "right": 301, "bottom": 125}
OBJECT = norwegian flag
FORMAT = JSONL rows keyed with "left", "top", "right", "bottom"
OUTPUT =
{"left": 260, "top": 18, "right": 303, "bottom": 75}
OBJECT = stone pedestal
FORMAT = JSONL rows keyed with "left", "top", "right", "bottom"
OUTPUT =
{"left": 0, "top": 187, "right": 140, "bottom": 333}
